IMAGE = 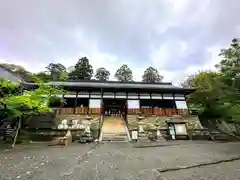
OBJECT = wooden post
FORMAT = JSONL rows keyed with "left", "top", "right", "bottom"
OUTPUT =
{"left": 173, "top": 93, "right": 177, "bottom": 115}
{"left": 73, "top": 91, "right": 78, "bottom": 114}
{"left": 99, "top": 88, "right": 104, "bottom": 139}
{"left": 184, "top": 94, "right": 190, "bottom": 116}
{"left": 126, "top": 92, "right": 128, "bottom": 119}
{"left": 100, "top": 88, "right": 103, "bottom": 115}
{"left": 87, "top": 89, "right": 90, "bottom": 115}
{"left": 60, "top": 94, "right": 64, "bottom": 114}
{"left": 138, "top": 92, "right": 142, "bottom": 115}
{"left": 161, "top": 93, "right": 166, "bottom": 116}
{"left": 150, "top": 93, "right": 154, "bottom": 115}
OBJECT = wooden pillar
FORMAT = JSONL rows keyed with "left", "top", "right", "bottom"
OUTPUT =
{"left": 184, "top": 94, "right": 190, "bottom": 115}
{"left": 173, "top": 93, "right": 177, "bottom": 115}
{"left": 100, "top": 88, "right": 103, "bottom": 115}
{"left": 161, "top": 93, "right": 166, "bottom": 116}
{"left": 150, "top": 93, "right": 154, "bottom": 115}
{"left": 124, "top": 93, "right": 128, "bottom": 121}
{"left": 60, "top": 94, "right": 64, "bottom": 114}
{"left": 86, "top": 89, "right": 90, "bottom": 115}
{"left": 138, "top": 92, "right": 142, "bottom": 114}
{"left": 73, "top": 91, "right": 78, "bottom": 114}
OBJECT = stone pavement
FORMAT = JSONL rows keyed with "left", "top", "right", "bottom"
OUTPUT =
{"left": 0, "top": 141, "right": 240, "bottom": 180}
{"left": 102, "top": 116, "right": 126, "bottom": 133}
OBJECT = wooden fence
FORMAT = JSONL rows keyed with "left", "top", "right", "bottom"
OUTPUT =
{"left": 60, "top": 107, "right": 188, "bottom": 116}
{"left": 60, "top": 108, "right": 101, "bottom": 115}
{"left": 128, "top": 108, "right": 188, "bottom": 116}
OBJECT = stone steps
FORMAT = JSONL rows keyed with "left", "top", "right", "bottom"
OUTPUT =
{"left": 101, "top": 116, "right": 129, "bottom": 142}
{"left": 102, "top": 132, "right": 128, "bottom": 142}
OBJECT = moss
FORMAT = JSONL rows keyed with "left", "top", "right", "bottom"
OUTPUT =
{"left": 127, "top": 119, "right": 139, "bottom": 131}
{"left": 90, "top": 120, "right": 100, "bottom": 131}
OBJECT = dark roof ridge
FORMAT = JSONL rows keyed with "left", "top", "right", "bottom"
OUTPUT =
{"left": 51, "top": 80, "right": 173, "bottom": 85}
{"left": 0, "top": 66, "right": 24, "bottom": 82}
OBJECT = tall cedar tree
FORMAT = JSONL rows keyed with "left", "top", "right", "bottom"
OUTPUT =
{"left": 142, "top": 66, "right": 163, "bottom": 83}
{"left": 68, "top": 57, "right": 93, "bottom": 80}
{"left": 95, "top": 67, "right": 110, "bottom": 81}
{"left": 115, "top": 64, "right": 133, "bottom": 82}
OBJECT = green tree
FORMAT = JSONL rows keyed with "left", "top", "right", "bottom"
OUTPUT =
{"left": 0, "top": 78, "right": 21, "bottom": 98}
{"left": 68, "top": 57, "right": 93, "bottom": 80}
{"left": 0, "top": 78, "right": 65, "bottom": 148}
{"left": 34, "top": 72, "right": 52, "bottom": 82}
{"left": 142, "top": 66, "right": 163, "bottom": 83}
{"left": 95, "top": 67, "right": 110, "bottom": 81}
{"left": 216, "top": 38, "right": 240, "bottom": 89}
{"left": 183, "top": 71, "right": 240, "bottom": 125}
{"left": 45, "top": 63, "right": 68, "bottom": 81}
{"left": 115, "top": 64, "right": 133, "bottom": 82}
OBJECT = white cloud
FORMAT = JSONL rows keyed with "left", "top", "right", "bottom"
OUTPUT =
{"left": 150, "top": 40, "right": 189, "bottom": 70}
{"left": 0, "top": 0, "right": 240, "bottom": 84}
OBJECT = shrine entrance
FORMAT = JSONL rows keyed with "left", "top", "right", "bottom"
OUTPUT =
{"left": 103, "top": 99, "right": 127, "bottom": 117}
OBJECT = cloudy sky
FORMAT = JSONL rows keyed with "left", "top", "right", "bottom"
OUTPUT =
{"left": 0, "top": 0, "right": 240, "bottom": 84}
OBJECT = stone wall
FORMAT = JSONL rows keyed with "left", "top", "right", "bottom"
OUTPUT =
{"left": 127, "top": 115, "right": 203, "bottom": 131}
{"left": 55, "top": 114, "right": 100, "bottom": 124}
{"left": 27, "top": 112, "right": 57, "bottom": 129}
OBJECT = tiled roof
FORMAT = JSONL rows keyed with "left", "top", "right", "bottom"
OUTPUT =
{"left": 0, "top": 67, "right": 23, "bottom": 82}
{"left": 47, "top": 80, "right": 180, "bottom": 89}
{"left": 22, "top": 80, "right": 195, "bottom": 94}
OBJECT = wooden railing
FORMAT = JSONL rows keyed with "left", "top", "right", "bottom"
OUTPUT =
{"left": 127, "top": 108, "right": 188, "bottom": 116}
{"left": 60, "top": 107, "right": 188, "bottom": 116}
{"left": 75, "top": 107, "right": 88, "bottom": 114}
{"left": 60, "top": 107, "right": 101, "bottom": 114}
{"left": 61, "top": 108, "right": 74, "bottom": 114}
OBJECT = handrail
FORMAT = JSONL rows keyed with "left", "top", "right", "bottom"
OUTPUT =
{"left": 123, "top": 115, "right": 132, "bottom": 141}
{"left": 98, "top": 115, "right": 104, "bottom": 141}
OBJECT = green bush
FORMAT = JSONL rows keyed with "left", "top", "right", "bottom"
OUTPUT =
{"left": 48, "top": 96, "right": 63, "bottom": 107}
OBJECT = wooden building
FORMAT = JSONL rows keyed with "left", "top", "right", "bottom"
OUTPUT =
{"left": 38, "top": 80, "right": 195, "bottom": 118}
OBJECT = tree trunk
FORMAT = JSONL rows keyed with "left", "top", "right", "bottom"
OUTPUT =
{"left": 11, "top": 116, "right": 21, "bottom": 149}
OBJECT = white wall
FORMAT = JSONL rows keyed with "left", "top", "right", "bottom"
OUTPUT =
{"left": 175, "top": 101, "right": 188, "bottom": 109}
{"left": 127, "top": 100, "right": 140, "bottom": 108}
{"left": 89, "top": 99, "right": 101, "bottom": 108}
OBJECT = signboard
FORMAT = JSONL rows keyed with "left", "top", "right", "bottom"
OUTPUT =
{"left": 175, "top": 101, "right": 188, "bottom": 109}
{"left": 174, "top": 124, "right": 187, "bottom": 135}
{"left": 131, "top": 131, "right": 138, "bottom": 140}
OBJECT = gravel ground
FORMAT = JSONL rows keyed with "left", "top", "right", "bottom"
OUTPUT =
{"left": 160, "top": 159, "right": 240, "bottom": 180}
{"left": 0, "top": 141, "right": 240, "bottom": 180}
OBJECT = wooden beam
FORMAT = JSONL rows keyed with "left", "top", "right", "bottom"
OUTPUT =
{"left": 161, "top": 93, "right": 166, "bottom": 116}
{"left": 60, "top": 94, "right": 64, "bottom": 114}
{"left": 73, "top": 91, "right": 78, "bottom": 114}
{"left": 150, "top": 93, "right": 154, "bottom": 115}
{"left": 100, "top": 88, "right": 103, "bottom": 115}
{"left": 184, "top": 94, "right": 190, "bottom": 116}
{"left": 173, "top": 93, "right": 177, "bottom": 115}
{"left": 85, "top": 88, "right": 89, "bottom": 115}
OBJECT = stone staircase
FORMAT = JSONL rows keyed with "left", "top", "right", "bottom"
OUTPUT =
{"left": 101, "top": 116, "right": 129, "bottom": 142}
{"left": 102, "top": 132, "right": 128, "bottom": 142}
